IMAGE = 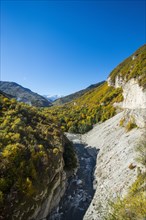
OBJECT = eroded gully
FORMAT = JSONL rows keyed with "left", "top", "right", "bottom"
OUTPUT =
{"left": 48, "top": 133, "right": 98, "bottom": 220}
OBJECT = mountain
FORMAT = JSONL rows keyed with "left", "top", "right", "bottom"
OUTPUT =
{"left": 0, "top": 90, "right": 14, "bottom": 99}
{"left": 43, "top": 94, "right": 63, "bottom": 102}
{"left": 45, "top": 44, "right": 146, "bottom": 134}
{"left": 1, "top": 44, "right": 146, "bottom": 220}
{"left": 53, "top": 81, "right": 105, "bottom": 105}
{"left": 0, "top": 81, "right": 52, "bottom": 107}
{"left": 47, "top": 44, "right": 146, "bottom": 219}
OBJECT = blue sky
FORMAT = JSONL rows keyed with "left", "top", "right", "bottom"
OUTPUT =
{"left": 1, "top": 0, "right": 146, "bottom": 96}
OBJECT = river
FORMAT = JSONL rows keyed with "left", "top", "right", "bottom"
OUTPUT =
{"left": 48, "top": 134, "right": 98, "bottom": 220}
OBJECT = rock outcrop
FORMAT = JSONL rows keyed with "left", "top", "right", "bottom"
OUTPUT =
{"left": 122, "top": 79, "right": 146, "bottom": 109}
{"left": 108, "top": 76, "right": 146, "bottom": 109}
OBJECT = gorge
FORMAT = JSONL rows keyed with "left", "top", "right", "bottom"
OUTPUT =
{"left": 48, "top": 134, "right": 97, "bottom": 220}
{"left": 0, "top": 45, "right": 146, "bottom": 220}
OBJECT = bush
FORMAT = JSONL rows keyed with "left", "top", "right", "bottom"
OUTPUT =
{"left": 63, "top": 139, "right": 77, "bottom": 170}
{"left": 126, "top": 118, "right": 137, "bottom": 132}
{"left": 135, "top": 135, "right": 146, "bottom": 166}
{"left": 119, "top": 117, "right": 125, "bottom": 127}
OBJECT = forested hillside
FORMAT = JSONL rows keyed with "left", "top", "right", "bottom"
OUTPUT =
{"left": 109, "top": 44, "right": 146, "bottom": 88}
{"left": 44, "top": 82, "right": 123, "bottom": 134}
{"left": 0, "top": 93, "right": 77, "bottom": 219}
{"left": 45, "top": 45, "right": 146, "bottom": 134}
{"left": 53, "top": 81, "right": 105, "bottom": 105}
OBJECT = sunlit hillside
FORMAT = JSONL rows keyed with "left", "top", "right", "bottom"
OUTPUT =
{"left": 44, "top": 45, "right": 146, "bottom": 134}
{"left": 109, "top": 44, "right": 146, "bottom": 88}
{"left": 0, "top": 93, "right": 77, "bottom": 219}
{"left": 44, "top": 82, "right": 123, "bottom": 134}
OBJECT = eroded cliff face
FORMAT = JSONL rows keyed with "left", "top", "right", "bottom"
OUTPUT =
{"left": 83, "top": 76, "right": 146, "bottom": 220}
{"left": 122, "top": 79, "right": 146, "bottom": 109}
{"left": 108, "top": 76, "right": 146, "bottom": 109}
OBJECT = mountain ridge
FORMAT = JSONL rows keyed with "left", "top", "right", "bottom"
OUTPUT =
{"left": 0, "top": 81, "right": 52, "bottom": 107}
{"left": 53, "top": 81, "right": 105, "bottom": 105}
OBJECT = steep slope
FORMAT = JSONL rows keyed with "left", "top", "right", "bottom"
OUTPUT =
{"left": 108, "top": 44, "right": 146, "bottom": 88}
{"left": 45, "top": 45, "right": 146, "bottom": 135}
{"left": 53, "top": 81, "right": 105, "bottom": 105}
{"left": 0, "top": 81, "right": 52, "bottom": 107}
{"left": 0, "top": 94, "right": 77, "bottom": 220}
{"left": 82, "top": 111, "right": 146, "bottom": 220}
{"left": 81, "top": 45, "right": 146, "bottom": 219}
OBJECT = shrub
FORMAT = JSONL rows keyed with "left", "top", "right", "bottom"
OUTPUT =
{"left": 126, "top": 119, "right": 137, "bottom": 132}
{"left": 63, "top": 139, "right": 77, "bottom": 170}
{"left": 119, "top": 117, "right": 125, "bottom": 127}
{"left": 53, "top": 148, "right": 59, "bottom": 155}
{"left": 135, "top": 135, "right": 146, "bottom": 166}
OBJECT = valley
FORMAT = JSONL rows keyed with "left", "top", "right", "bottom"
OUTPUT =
{"left": 0, "top": 44, "right": 146, "bottom": 220}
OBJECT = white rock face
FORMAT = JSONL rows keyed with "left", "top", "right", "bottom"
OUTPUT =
{"left": 122, "top": 79, "right": 146, "bottom": 109}
{"left": 82, "top": 111, "right": 145, "bottom": 220}
{"left": 107, "top": 75, "right": 125, "bottom": 88}
{"left": 115, "top": 76, "right": 125, "bottom": 88}
{"left": 107, "top": 76, "right": 146, "bottom": 109}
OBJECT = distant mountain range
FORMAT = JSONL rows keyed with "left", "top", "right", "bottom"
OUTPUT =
{"left": 43, "top": 94, "right": 63, "bottom": 102}
{"left": 0, "top": 81, "right": 52, "bottom": 107}
{"left": 0, "top": 80, "right": 105, "bottom": 107}
{"left": 53, "top": 81, "right": 105, "bottom": 105}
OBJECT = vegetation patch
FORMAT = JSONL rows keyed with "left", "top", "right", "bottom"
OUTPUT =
{"left": 44, "top": 82, "right": 123, "bottom": 134}
{"left": 119, "top": 117, "right": 125, "bottom": 127}
{"left": 63, "top": 137, "right": 77, "bottom": 170}
{"left": 104, "top": 136, "right": 146, "bottom": 220}
{"left": 125, "top": 118, "right": 137, "bottom": 132}
{"left": 109, "top": 44, "right": 146, "bottom": 89}
{"left": 0, "top": 93, "right": 77, "bottom": 219}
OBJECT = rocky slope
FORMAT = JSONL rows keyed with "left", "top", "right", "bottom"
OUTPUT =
{"left": 82, "top": 110, "right": 145, "bottom": 220}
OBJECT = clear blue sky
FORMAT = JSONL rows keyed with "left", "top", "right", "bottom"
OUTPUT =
{"left": 1, "top": 0, "right": 145, "bottom": 96}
